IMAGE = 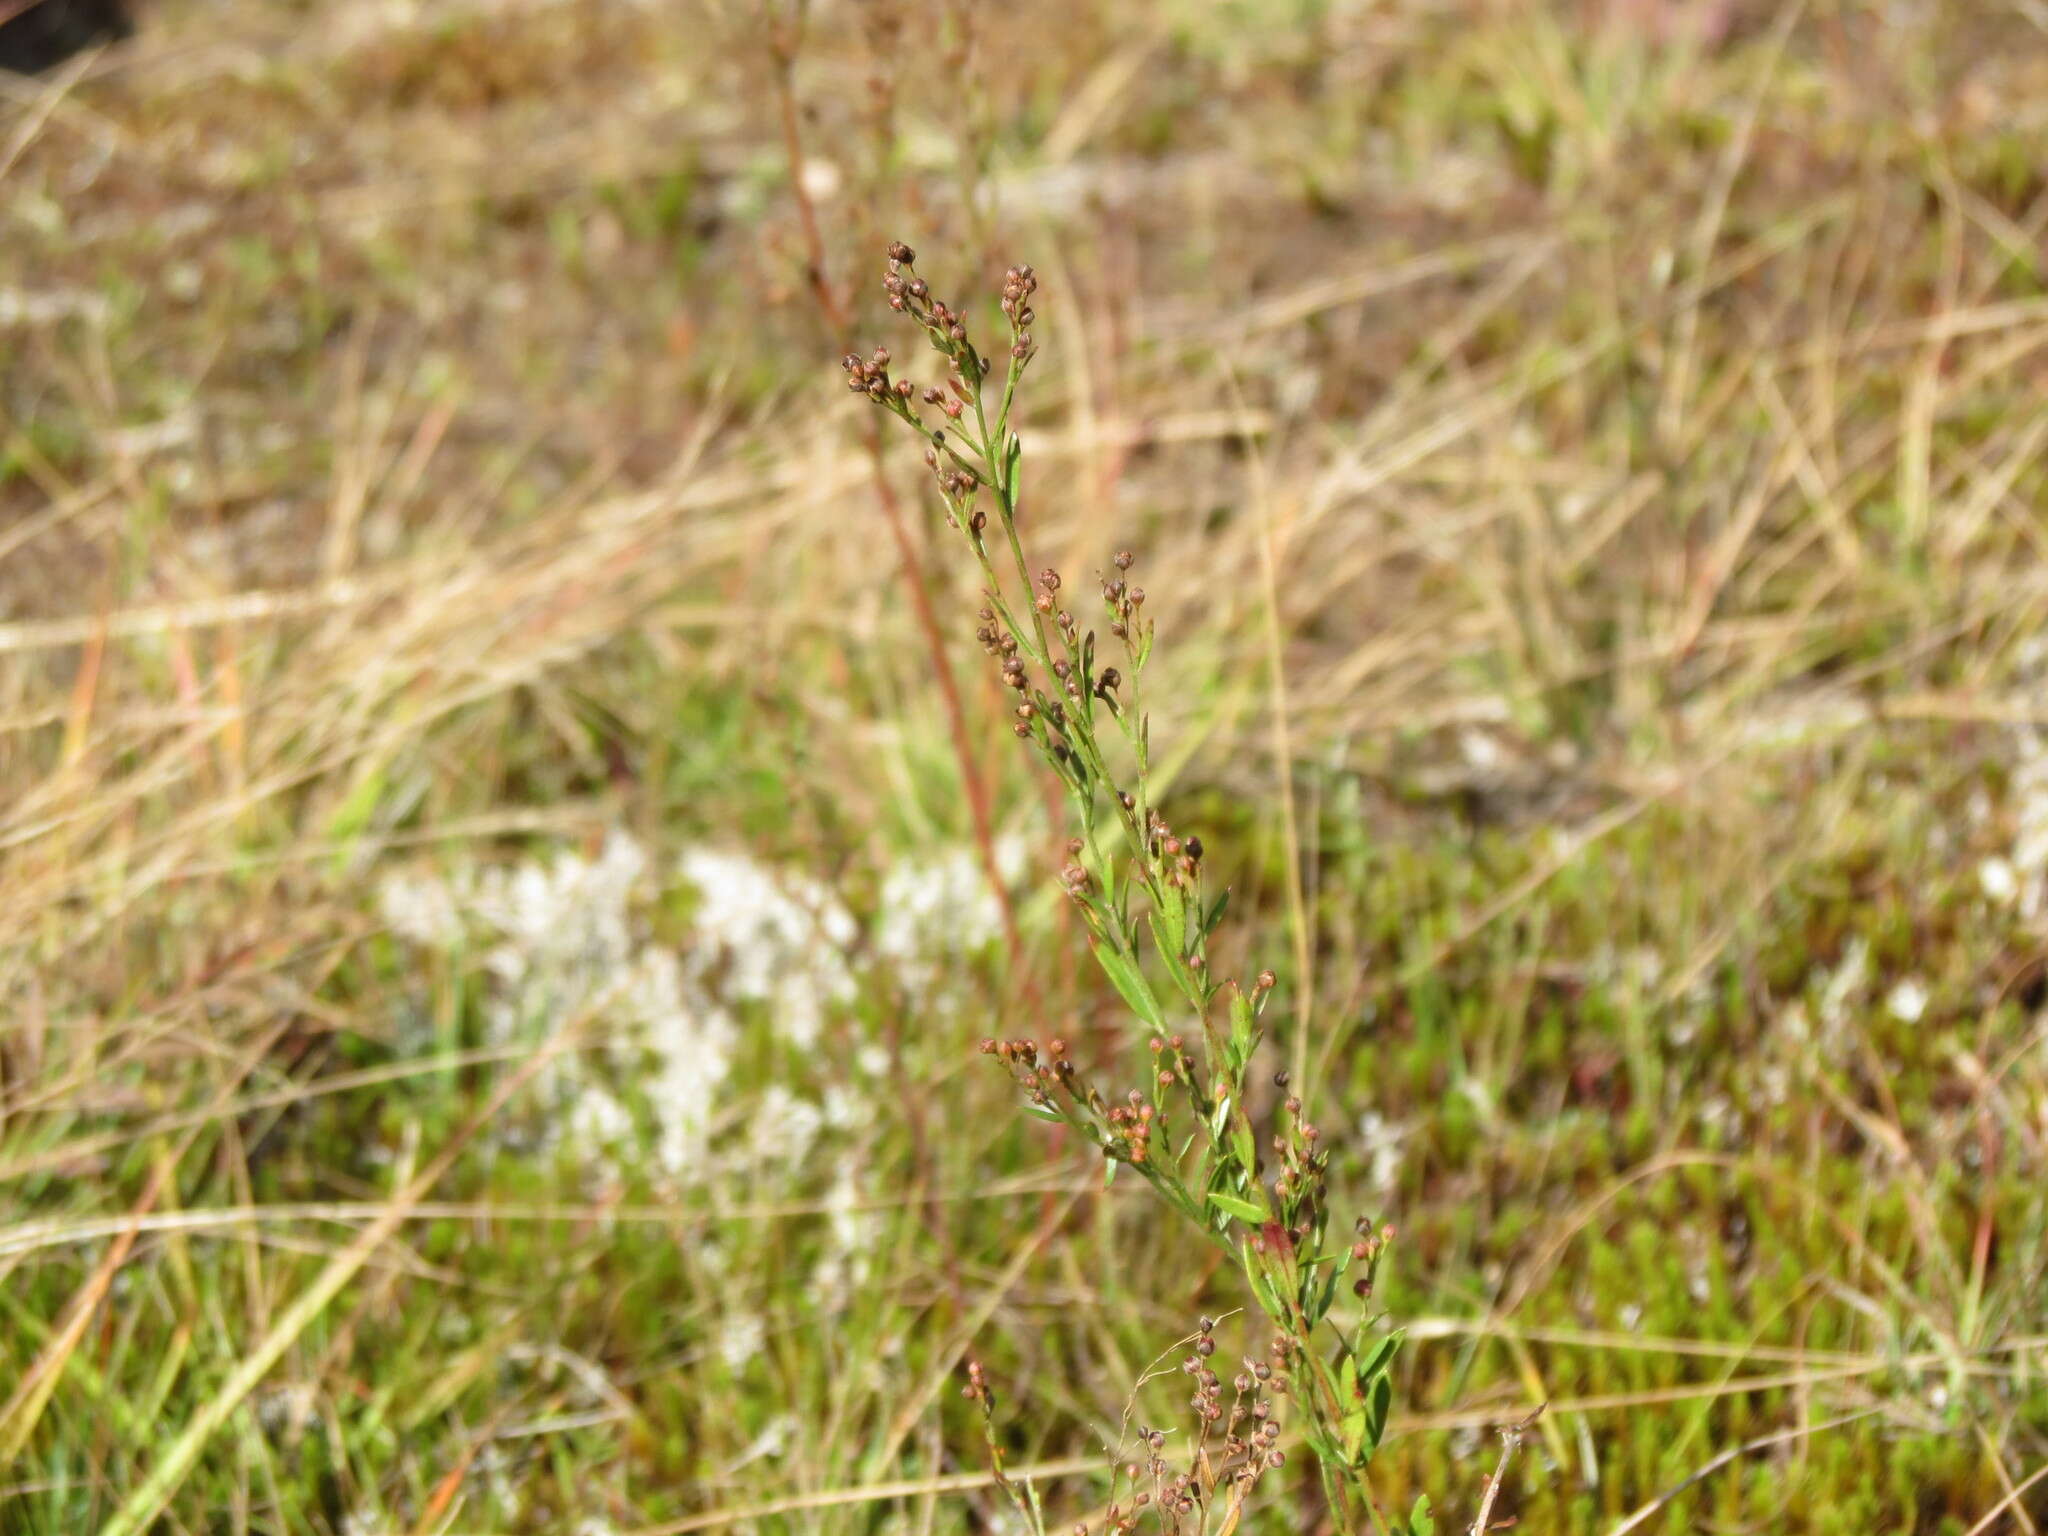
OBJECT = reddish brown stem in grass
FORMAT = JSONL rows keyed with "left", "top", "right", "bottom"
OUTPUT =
{"left": 767, "top": 20, "right": 1027, "bottom": 981}
{"left": 769, "top": 16, "right": 850, "bottom": 339}
{"left": 861, "top": 432, "right": 1026, "bottom": 971}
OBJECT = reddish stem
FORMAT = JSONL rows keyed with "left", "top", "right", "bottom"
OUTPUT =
{"left": 766, "top": 20, "right": 1028, "bottom": 981}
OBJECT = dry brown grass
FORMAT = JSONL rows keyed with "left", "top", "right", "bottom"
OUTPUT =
{"left": 3, "top": 0, "right": 2048, "bottom": 1530}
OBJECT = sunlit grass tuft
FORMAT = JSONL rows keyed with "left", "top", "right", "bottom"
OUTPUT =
{"left": 0, "top": 0, "right": 2045, "bottom": 1531}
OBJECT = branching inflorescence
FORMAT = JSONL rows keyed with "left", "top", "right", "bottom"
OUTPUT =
{"left": 847, "top": 242, "right": 1422, "bottom": 1535}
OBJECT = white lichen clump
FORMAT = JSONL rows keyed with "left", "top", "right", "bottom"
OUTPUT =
{"left": 374, "top": 830, "right": 1011, "bottom": 1188}
{"left": 873, "top": 835, "right": 1028, "bottom": 994}
{"left": 677, "top": 847, "right": 857, "bottom": 1051}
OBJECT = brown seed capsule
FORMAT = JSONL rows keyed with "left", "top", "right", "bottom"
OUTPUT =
{"left": 888, "top": 241, "right": 915, "bottom": 264}
{"left": 1113, "top": 550, "right": 1134, "bottom": 570}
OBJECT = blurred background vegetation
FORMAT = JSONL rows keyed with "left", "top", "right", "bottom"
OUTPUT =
{"left": 2, "top": 0, "right": 2047, "bottom": 1531}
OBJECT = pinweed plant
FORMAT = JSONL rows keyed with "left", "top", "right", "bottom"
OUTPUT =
{"left": 845, "top": 243, "right": 1440, "bottom": 1535}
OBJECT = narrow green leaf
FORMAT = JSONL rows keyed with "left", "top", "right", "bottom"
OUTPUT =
{"left": 1228, "top": 1116, "right": 1257, "bottom": 1176}
{"left": 1352, "top": 1329, "right": 1403, "bottom": 1389}
{"left": 1245, "top": 1256, "right": 1284, "bottom": 1320}
{"left": 1201, "top": 889, "right": 1231, "bottom": 939}
{"left": 1228, "top": 991, "right": 1257, "bottom": 1073}
{"left": 1361, "top": 1371, "right": 1392, "bottom": 1461}
{"left": 1155, "top": 882, "right": 1187, "bottom": 965}
{"left": 1147, "top": 912, "right": 1198, "bottom": 1008}
{"left": 1207, "top": 1189, "right": 1268, "bottom": 1224}
{"left": 1306, "top": 1426, "right": 1345, "bottom": 1467}
{"left": 1091, "top": 940, "right": 1165, "bottom": 1030}
{"left": 1306, "top": 1265, "right": 1339, "bottom": 1329}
